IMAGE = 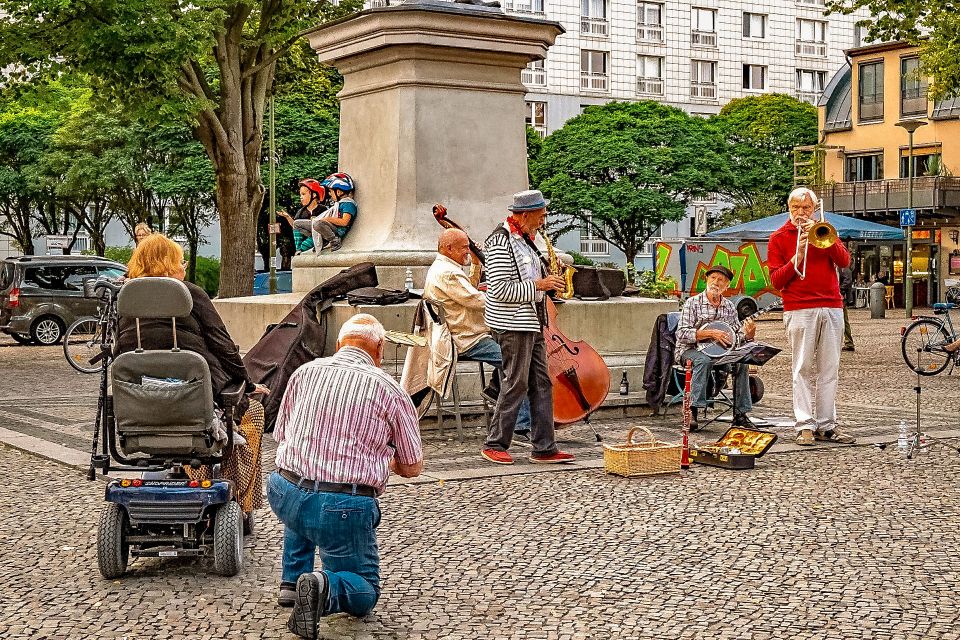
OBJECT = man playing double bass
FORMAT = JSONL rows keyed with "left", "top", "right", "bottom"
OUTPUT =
{"left": 480, "top": 190, "right": 575, "bottom": 465}
{"left": 675, "top": 265, "right": 756, "bottom": 431}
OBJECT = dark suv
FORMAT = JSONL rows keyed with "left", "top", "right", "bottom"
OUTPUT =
{"left": 0, "top": 255, "right": 127, "bottom": 345}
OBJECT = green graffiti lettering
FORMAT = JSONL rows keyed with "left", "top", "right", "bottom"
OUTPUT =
{"left": 739, "top": 243, "right": 772, "bottom": 297}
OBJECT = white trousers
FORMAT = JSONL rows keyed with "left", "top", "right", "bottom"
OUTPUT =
{"left": 783, "top": 307, "right": 843, "bottom": 433}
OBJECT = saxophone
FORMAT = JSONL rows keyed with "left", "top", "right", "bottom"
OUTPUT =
{"left": 539, "top": 230, "right": 576, "bottom": 300}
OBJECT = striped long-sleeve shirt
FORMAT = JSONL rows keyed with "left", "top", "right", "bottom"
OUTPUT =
{"left": 483, "top": 222, "right": 544, "bottom": 332}
{"left": 273, "top": 346, "right": 422, "bottom": 494}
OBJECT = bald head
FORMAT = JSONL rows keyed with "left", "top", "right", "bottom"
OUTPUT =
{"left": 437, "top": 228, "right": 471, "bottom": 266}
{"left": 337, "top": 314, "right": 386, "bottom": 365}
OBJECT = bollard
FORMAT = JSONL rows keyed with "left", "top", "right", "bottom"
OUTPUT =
{"left": 869, "top": 281, "right": 886, "bottom": 319}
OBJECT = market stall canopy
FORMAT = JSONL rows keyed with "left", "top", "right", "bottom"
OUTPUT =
{"left": 706, "top": 212, "right": 905, "bottom": 241}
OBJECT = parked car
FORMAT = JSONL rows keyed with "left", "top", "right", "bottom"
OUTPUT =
{"left": 253, "top": 270, "right": 292, "bottom": 295}
{"left": 0, "top": 255, "right": 127, "bottom": 345}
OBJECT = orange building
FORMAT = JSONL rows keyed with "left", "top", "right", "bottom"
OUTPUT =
{"left": 802, "top": 41, "right": 960, "bottom": 307}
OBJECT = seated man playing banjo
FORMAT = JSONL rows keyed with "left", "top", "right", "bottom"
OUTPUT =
{"left": 675, "top": 265, "right": 756, "bottom": 431}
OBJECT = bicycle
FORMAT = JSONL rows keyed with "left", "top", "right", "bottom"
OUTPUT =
{"left": 900, "top": 302, "right": 960, "bottom": 376}
{"left": 63, "top": 278, "right": 121, "bottom": 374}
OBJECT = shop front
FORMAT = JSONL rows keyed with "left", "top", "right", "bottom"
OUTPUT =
{"left": 849, "top": 229, "right": 941, "bottom": 308}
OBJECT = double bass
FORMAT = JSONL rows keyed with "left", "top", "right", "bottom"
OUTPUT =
{"left": 431, "top": 203, "right": 610, "bottom": 426}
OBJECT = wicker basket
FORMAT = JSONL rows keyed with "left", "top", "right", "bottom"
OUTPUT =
{"left": 603, "top": 426, "right": 682, "bottom": 477}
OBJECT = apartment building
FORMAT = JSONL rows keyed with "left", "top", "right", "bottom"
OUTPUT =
{"left": 810, "top": 41, "right": 960, "bottom": 307}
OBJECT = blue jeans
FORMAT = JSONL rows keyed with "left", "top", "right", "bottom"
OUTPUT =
{"left": 678, "top": 349, "right": 752, "bottom": 415}
{"left": 462, "top": 337, "right": 531, "bottom": 430}
{"left": 266, "top": 472, "right": 381, "bottom": 617}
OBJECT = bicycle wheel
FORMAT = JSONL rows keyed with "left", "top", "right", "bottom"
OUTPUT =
{"left": 901, "top": 318, "right": 953, "bottom": 375}
{"left": 63, "top": 317, "right": 104, "bottom": 374}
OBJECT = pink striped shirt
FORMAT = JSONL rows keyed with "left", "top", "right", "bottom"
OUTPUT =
{"left": 273, "top": 346, "right": 422, "bottom": 494}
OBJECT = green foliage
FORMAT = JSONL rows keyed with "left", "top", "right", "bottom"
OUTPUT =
{"left": 827, "top": 1, "right": 960, "bottom": 98}
{"left": 96, "top": 246, "right": 219, "bottom": 297}
{"left": 568, "top": 251, "right": 595, "bottom": 266}
{"left": 101, "top": 246, "right": 133, "bottom": 265}
{"left": 531, "top": 101, "right": 725, "bottom": 265}
{"left": 712, "top": 94, "right": 818, "bottom": 217}
{"left": 636, "top": 270, "right": 678, "bottom": 299}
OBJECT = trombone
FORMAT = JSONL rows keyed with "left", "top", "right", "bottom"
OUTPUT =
{"left": 794, "top": 200, "right": 838, "bottom": 279}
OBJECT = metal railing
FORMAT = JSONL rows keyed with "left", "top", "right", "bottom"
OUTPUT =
{"left": 521, "top": 68, "right": 547, "bottom": 86}
{"left": 581, "top": 72, "right": 609, "bottom": 91}
{"left": 795, "top": 40, "right": 827, "bottom": 58}
{"left": 691, "top": 31, "right": 717, "bottom": 47}
{"left": 796, "top": 90, "right": 820, "bottom": 105}
{"left": 503, "top": 0, "right": 545, "bottom": 15}
{"left": 581, "top": 17, "right": 609, "bottom": 37}
{"left": 637, "top": 77, "right": 664, "bottom": 95}
{"left": 813, "top": 177, "right": 960, "bottom": 215}
{"left": 637, "top": 25, "right": 664, "bottom": 42}
{"left": 580, "top": 239, "right": 610, "bottom": 256}
{"left": 690, "top": 82, "right": 717, "bottom": 99}
{"left": 796, "top": 0, "right": 825, "bottom": 5}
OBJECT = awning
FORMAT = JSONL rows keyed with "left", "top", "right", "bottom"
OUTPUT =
{"left": 706, "top": 212, "right": 905, "bottom": 241}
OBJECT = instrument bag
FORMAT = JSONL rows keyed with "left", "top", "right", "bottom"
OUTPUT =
{"left": 346, "top": 286, "right": 410, "bottom": 305}
{"left": 243, "top": 262, "right": 378, "bottom": 432}
{"left": 572, "top": 266, "right": 627, "bottom": 300}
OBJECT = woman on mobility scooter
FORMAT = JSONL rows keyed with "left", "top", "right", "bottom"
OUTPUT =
{"left": 118, "top": 235, "right": 270, "bottom": 525}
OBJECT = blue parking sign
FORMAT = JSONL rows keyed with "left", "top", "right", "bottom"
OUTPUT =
{"left": 900, "top": 209, "right": 916, "bottom": 227}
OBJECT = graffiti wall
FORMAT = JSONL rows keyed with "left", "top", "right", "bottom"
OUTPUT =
{"left": 656, "top": 241, "right": 780, "bottom": 298}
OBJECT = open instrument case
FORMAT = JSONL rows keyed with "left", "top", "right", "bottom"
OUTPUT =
{"left": 690, "top": 426, "right": 777, "bottom": 470}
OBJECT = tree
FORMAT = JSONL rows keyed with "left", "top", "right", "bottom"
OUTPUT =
{"left": 1, "top": 0, "right": 360, "bottom": 296}
{"left": 530, "top": 101, "right": 726, "bottom": 270}
{"left": 827, "top": 1, "right": 960, "bottom": 97}
{"left": 711, "top": 93, "right": 817, "bottom": 228}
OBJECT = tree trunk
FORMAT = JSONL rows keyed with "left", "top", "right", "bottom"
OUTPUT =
{"left": 188, "top": 237, "right": 199, "bottom": 283}
{"left": 214, "top": 163, "right": 262, "bottom": 298}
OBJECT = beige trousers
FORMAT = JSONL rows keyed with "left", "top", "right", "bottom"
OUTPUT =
{"left": 783, "top": 307, "right": 844, "bottom": 433}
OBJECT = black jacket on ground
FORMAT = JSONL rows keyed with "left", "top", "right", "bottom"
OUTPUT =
{"left": 117, "top": 280, "right": 252, "bottom": 410}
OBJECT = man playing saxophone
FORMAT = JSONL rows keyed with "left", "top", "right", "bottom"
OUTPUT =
{"left": 479, "top": 190, "right": 575, "bottom": 466}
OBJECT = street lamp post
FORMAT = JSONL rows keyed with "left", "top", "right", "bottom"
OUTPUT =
{"left": 268, "top": 95, "right": 277, "bottom": 295}
{"left": 896, "top": 119, "right": 928, "bottom": 318}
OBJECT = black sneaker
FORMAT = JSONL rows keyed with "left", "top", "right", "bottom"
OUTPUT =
{"left": 732, "top": 412, "right": 755, "bottom": 428}
{"left": 278, "top": 581, "right": 296, "bottom": 608}
{"left": 514, "top": 430, "right": 531, "bottom": 444}
{"left": 287, "top": 571, "right": 329, "bottom": 639}
{"left": 688, "top": 407, "right": 702, "bottom": 432}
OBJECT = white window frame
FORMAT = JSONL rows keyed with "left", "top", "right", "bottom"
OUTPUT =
{"left": 504, "top": 0, "right": 545, "bottom": 15}
{"left": 691, "top": 59, "right": 717, "bottom": 99}
{"left": 522, "top": 59, "right": 547, "bottom": 87}
{"left": 580, "top": 50, "right": 609, "bottom": 92}
{"left": 581, "top": 0, "right": 608, "bottom": 37}
{"left": 742, "top": 64, "right": 767, "bottom": 91}
{"left": 525, "top": 101, "right": 547, "bottom": 137}
{"left": 579, "top": 215, "right": 610, "bottom": 257}
{"left": 796, "top": 69, "right": 826, "bottom": 103}
{"left": 637, "top": 55, "right": 664, "bottom": 95}
{"left": 742, "top": 12, "right": 766, "bottom": 39}
{"left": 796, "top": 19, "right": 827, "bottom": 57}
{"left": 691, "top": 8, "right": 717, "bottom": 47}
{"left": 637, "top": 2, "right": 664, "bottom": 42}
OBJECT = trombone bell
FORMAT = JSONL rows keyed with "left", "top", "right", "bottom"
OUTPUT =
{"left": 808, "top": 221, "right": 838, "bottom": 250}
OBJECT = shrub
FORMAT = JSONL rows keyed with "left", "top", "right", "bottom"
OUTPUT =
{"left": 568, "top": 251, "right": 595, "bottom": 266}
{"left": 635, "top": 270, "right": 679, "bottom": 300}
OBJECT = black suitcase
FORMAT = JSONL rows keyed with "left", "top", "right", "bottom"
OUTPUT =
{"left": 243, "top": 262, "right": 378, "bottom": 432}
{"left": 573, "top": 265, "right": 627, "bottom": 299}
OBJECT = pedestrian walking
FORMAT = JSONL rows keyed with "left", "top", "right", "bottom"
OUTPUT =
{"left": 839, "top": 265, "right": 855, "bottom": 352}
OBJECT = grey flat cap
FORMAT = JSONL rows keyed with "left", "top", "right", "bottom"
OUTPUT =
{"left": 508, "top": 190, "right": 549, "bottom": 212}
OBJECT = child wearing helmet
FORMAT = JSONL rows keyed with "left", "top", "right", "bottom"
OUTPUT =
{"left": 308, "top": 173, "right": 357, "bottom": 252}
{"left": 278, "top": 179, "right": 327, "bottom": 253}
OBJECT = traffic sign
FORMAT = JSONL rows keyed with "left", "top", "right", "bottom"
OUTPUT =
{"left": 900, "top": 209, "right": 916, "bottom": 227}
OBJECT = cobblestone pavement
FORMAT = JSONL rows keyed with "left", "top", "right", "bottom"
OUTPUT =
{"left": 2, "top": 309, "right": 960, "bottom": 638}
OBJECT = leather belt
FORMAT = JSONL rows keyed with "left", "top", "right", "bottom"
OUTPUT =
{"left": 279, "top": 468, "right": 378, "bottom": 498}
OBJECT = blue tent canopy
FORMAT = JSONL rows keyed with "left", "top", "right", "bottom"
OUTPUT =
{"left": 706, "top": 212, "right": 904, "bottom": 241}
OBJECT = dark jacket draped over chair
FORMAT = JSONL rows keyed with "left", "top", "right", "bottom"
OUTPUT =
{"left": 642, "top": 312, "right": 680, "bottom": 411}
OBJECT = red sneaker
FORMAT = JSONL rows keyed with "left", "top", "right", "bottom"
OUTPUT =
{"left": 530, "top": 451, "right": 576, "bottom": 464}
{"left": 480, "top": 449, "right": 514, "bottom": 465}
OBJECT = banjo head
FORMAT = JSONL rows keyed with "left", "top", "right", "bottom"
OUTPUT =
{"left": 698, "top": 320, "right": 735, "bottom": 358}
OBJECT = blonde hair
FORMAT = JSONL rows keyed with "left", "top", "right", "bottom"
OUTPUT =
{"left": 127, "top": 234, "right": 184, "bottom": 279}
{"left": 134, "top": 222, "right": 153, "bottom": 243}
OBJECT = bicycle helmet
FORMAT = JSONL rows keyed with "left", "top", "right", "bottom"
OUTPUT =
{"left": 322, "top": 172, "right": 355, "bottom": 194}
{"left": 298, "top": 178, "right": 327, "bottom": 203}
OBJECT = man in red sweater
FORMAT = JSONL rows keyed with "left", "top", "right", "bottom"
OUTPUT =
{"left": 768, "top": 187, "right": 856, "bottom": 446}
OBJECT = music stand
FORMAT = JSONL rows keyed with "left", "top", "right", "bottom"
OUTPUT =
{"left": 906, "top": 347, "right": 960, "bottom": 459}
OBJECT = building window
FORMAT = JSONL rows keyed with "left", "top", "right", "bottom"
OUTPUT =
{"left": 900, "top": 152, "right": 940, "bottom": 178}
{"left": 691, "top": 60, "right": 717, "bottom": 99}
{"left": 637, "top": 55, "right": 664, "bottom": 95}
{"left": 845, "top": 153, "right": 883, "bottom": 181}
{"left": 858, "top": 60, "right": 884, "bottom": 121}
{"left": 691, "top": 8, "right": 717, "bottom": 47}
{"left": 637, "top": 2, "right": 664, "bottom": 42}
{"left": 742, "top": 65, "right": 767, "bottom": 90}
{"left": 504, "top": 0, "right": 545, "bottom": 15}
{"left": 522, "top": 59, "right": 547, "bottom": 87}
{"left": 901, "top": 56, "right": 928, "bottom": 117}
{"left": 796, "top": 69, "right": 826, "bottom": 103}
{"left": 525, "top": 101, "right": 547, "bottom": 137}
{"left": 580, "top": 50, "right": 609, "bottom": 91}
{"left": 581, "top": 0, "right": 608, "bottom": 37}
{"left": 796, "top": 0, "right": 825, "bottom": 5}
{"left": 853, "top": 23, "right": 868, "bottom": 48}
{"left": 579, "top": 216, "right": 609, "bottom": 256}
{"left": 742, "top": 12, "right": 766, "bottom": 39}
{"left": 796, "top": 19, "right": 827, "bottom": 57}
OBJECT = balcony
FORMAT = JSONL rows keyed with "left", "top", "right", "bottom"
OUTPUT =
{"left": 637, "top": 77, "right": 664, "bottom": 95}
{"left": 690, "top": 82, "right": 717, "bottom": 99}
{"left": 580, "top": 239, "right": 610, "bottom": 256}
{"left": 814, "top": 178, "right": 960, "bottom": 218}
{"left": 581, "top": 72, "right": 609, "bottom": 92}
{"left": 691, "top": 31, "right": 717, "bottom": 47}
{"left": 796, "top": 40, "right": 827, "bottom": 58}
{"left": 581, "top": 17, "right": 609, "bottom": 37}
{"left": 796, "top": 90, "right": 820, "bottom": 105}
{"left": 521, "top": 68, "right": 547, "bottom": 87}
{"left": 637, "top": 25, "right": 664, "bottom": 43}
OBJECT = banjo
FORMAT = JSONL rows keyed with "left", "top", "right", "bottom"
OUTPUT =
{"left": 697, "top": 304, "right": 777, "bottom": 358}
